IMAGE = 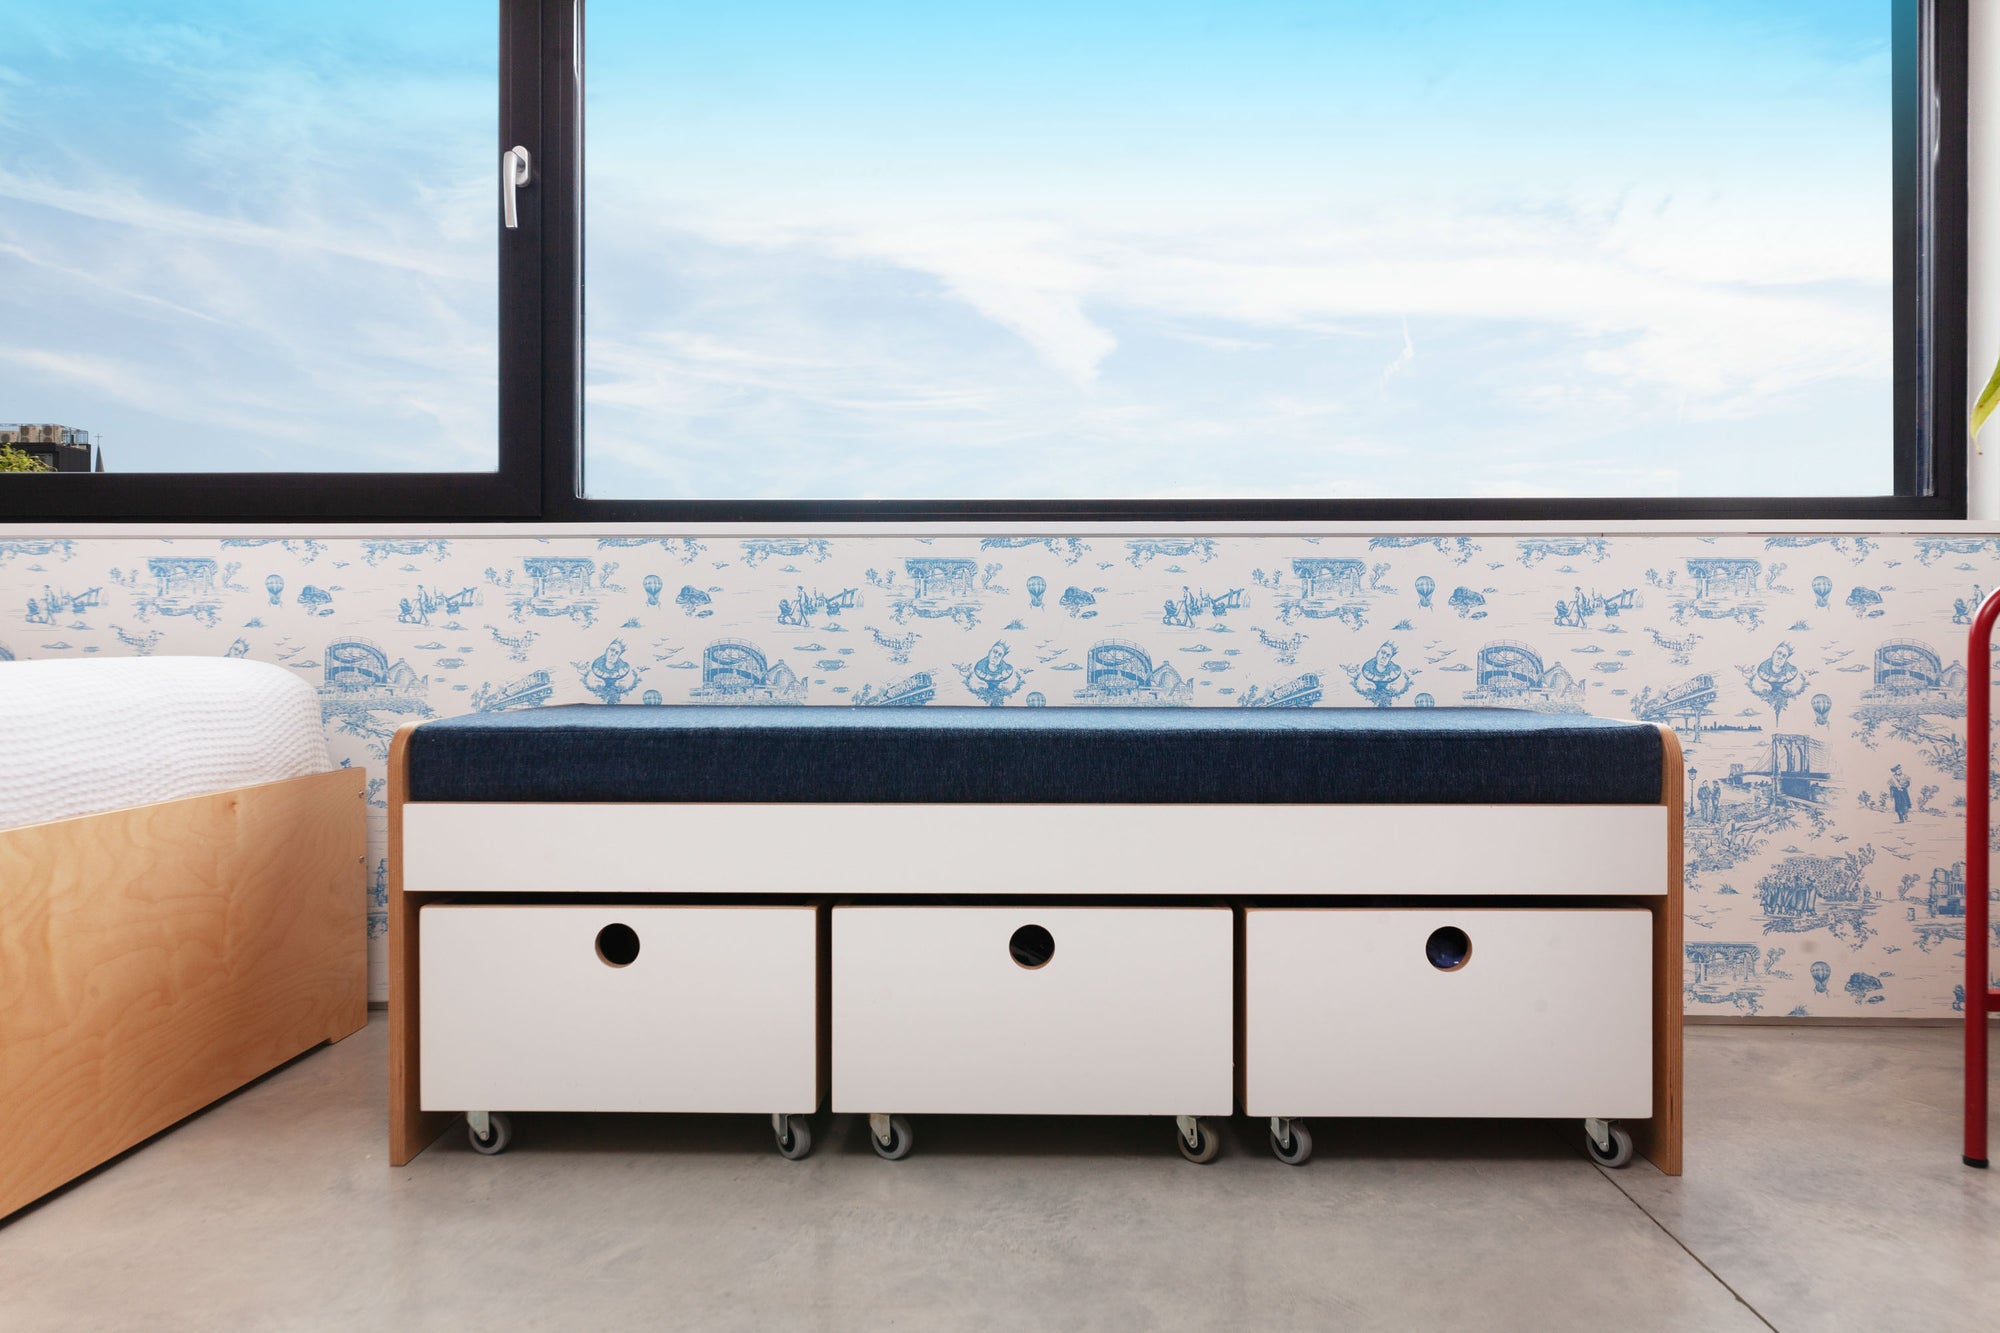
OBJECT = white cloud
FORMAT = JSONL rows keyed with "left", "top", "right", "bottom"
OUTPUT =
{"left": 629, "top": 177, "right": 1888, "bottom": 420}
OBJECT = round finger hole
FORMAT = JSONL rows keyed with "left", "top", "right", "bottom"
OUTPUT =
{"left": 596, "top": 922, "right": 641, "bottom": 967}
{"left": 1425, "top": 925, "right": 1471, "bottom": 972}
{"left": 1009, "top": 923, "right": 1055, "bottom": 969}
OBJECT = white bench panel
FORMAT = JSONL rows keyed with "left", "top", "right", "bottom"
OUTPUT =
{"left": 419, "top": 904, "right": 820, "bottom": 1114}
{"left": 832, "top": 906, "right": 1233, "bottom": 1116}
{"left": 1244, "top": 907, "right": 1653, "bottom": 1119}
{"left": 402, "top": 802, "right": 1667, "bottom": 896}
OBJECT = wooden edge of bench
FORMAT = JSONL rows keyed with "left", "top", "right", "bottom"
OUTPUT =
{"left": 388, "top": 720, "right": 454, "bottom": 1166}
{"left": 1630, "top": 723, "right": 1685, "bottom": 1176}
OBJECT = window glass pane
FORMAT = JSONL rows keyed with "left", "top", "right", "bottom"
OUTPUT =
{"left": 585, "top": 0, "right": 1891, "bottom": 501}
{"left": 0, "top": 2, "right": 496, "bottom": 473}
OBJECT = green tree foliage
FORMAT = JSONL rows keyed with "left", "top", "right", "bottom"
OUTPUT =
{"left": 0, "top": 444, "right": 52, "bottom": 473}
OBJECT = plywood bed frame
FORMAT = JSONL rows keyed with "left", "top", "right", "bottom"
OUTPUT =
{"left": 388, "top": 722, "right": 1683, "bottom": 1174}
{"left": 0, "top": 768, "right": 368, "bottom": 1221}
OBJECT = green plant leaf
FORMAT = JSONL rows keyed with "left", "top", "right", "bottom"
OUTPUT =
{"left": 1973, "top": 349, "right": 2000, "bottom": 447}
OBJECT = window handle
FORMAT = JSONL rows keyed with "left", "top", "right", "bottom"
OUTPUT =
{"left": 502, "top": 145, "right": 533, "bottom": 229}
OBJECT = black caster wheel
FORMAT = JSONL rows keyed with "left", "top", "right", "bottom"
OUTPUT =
{"left": 775, "top": 1116, "right": 813, "bottom": 1160}
{"left": 1585, "top": 1123, "right": 1634, "bottom": 1168}
{"left": 1270, "top": 1119, "right": 1313, "bottom": 1166}
{"left": 1177, "top": 1118, "right": 1221, "bottom": 1164}
{"left": 467, "top": 1112, "right": 513, "bottom": 1156}
{"left": 871, "top": 1114, "right": 914, "bottom": 1161}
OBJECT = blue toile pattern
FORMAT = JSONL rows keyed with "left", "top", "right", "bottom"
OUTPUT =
{"left": 1, "top": 532, "right": 1994, "bottom": 1011}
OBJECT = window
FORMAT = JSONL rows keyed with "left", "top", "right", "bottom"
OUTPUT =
{"left": 0, "top": 0, "right": 1967, "bottom": 522}
{"left": 0, "top": 1, "right": 528, "bottom": 518}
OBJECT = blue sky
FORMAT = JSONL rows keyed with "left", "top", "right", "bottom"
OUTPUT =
{"left": 0, "top": 2, "right": 497, "bottom": 473}
{"left": 0, "top": 2, "right": 1892, "bottom": 497}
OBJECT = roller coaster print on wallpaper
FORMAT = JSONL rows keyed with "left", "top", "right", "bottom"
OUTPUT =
{"left": 0, "top": 531, "right": 1994, "bottom": 1013}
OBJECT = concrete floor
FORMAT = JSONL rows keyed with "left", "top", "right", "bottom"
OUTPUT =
{"left": 0, "top": 1021, "right": 1992, "bottom": 1332}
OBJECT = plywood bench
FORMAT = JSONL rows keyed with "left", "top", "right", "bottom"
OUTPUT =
{"left": 389, "top": 706, "right": 1682, "bottom": 1171}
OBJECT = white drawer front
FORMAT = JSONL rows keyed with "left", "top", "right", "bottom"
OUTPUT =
{"left": 420, "top": 906, "right": 820, "bottom": 1114}
{"left": 1245, "top": 909, "right": 1651, "bottom": 1119}
{"left": 832, "top": 907, "right": 1233, "bottom": 1116}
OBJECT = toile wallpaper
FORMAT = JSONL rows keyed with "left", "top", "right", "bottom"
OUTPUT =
{"left": 1, "top": 531, "right": 1993, "bottom": 1013}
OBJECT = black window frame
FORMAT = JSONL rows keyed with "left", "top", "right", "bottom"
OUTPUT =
{"left": 1, "top": 0, "right": 1968, "bottom": 524}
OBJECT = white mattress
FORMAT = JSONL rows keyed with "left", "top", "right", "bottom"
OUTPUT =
{"left": 0, "top": 657, "right": 334, "bottom": 830}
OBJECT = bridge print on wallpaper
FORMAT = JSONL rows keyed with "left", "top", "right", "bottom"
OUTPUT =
{"left": 0, "top": 532, "right": 1995, "bottom": 1011}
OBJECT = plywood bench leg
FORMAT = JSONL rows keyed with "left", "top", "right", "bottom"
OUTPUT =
{"left": 389, "top": 722, "right": 454, "bottom": 1166}
{"left": 1629, "top": 725, "right": 1685, "bottom": 1176}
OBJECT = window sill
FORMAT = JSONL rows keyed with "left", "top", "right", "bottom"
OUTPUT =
{"left": 4, "top": 517, "right": 2000, "bottom": 539}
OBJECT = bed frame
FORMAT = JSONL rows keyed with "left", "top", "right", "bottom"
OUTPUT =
{"left": 0, "top": 768, "right": 368, "bottom": 1220}
{"left": 388, "top": 720, "right": 1682, "bottom": 1173}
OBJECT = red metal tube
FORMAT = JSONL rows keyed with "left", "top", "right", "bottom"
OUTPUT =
{"left": 1966, "top": 587, "right": 2000, "bottom": 1168}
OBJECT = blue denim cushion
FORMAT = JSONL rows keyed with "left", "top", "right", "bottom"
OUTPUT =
{"left": 405, "top": 706, "right": 1664, "bottom": 805}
